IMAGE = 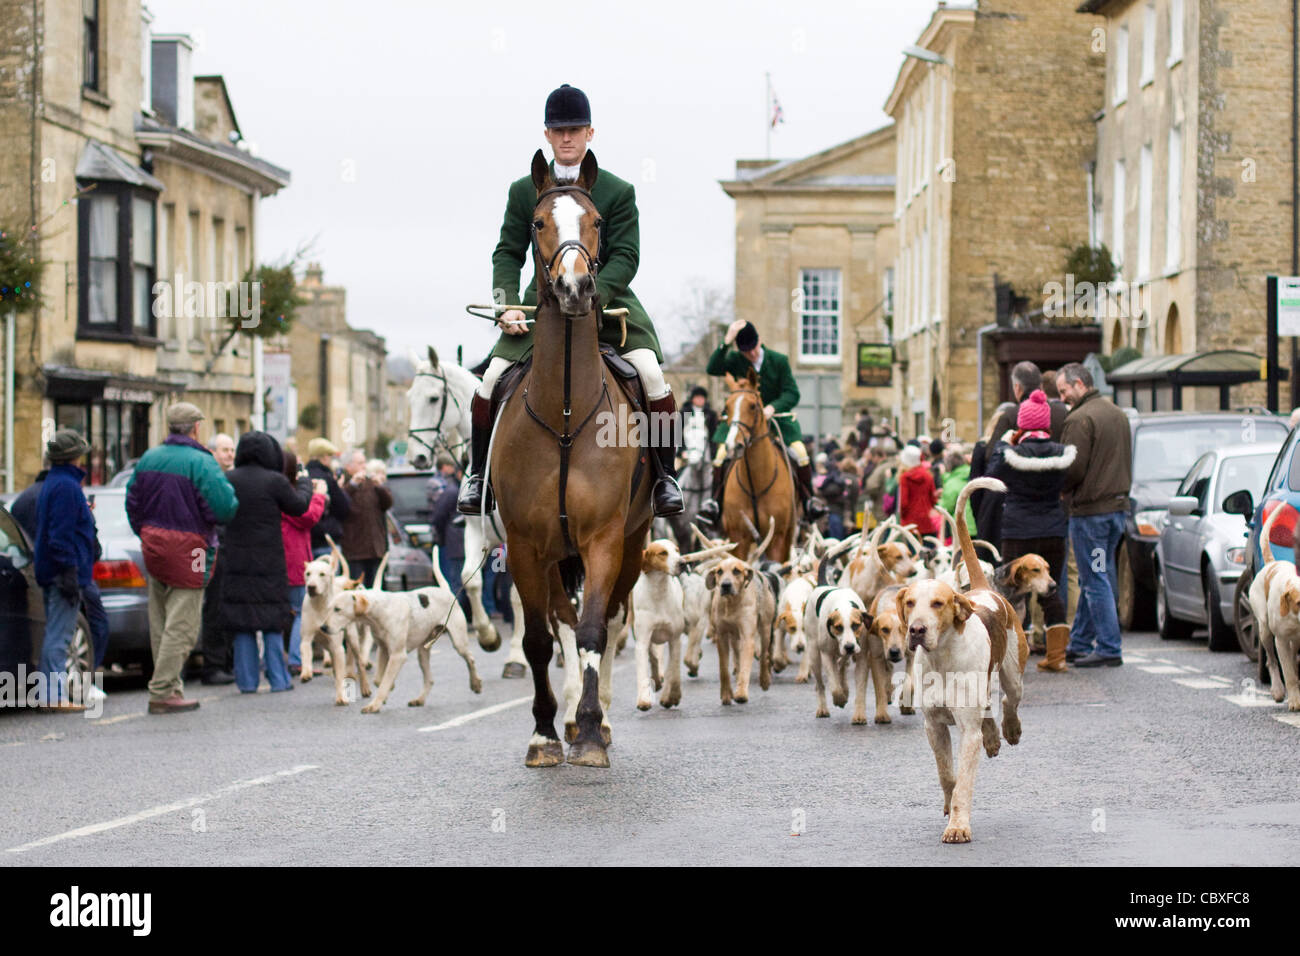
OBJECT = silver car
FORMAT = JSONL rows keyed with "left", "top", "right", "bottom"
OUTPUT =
{"left": 1155, "top": 442, "right": 1281, "bottom": 650}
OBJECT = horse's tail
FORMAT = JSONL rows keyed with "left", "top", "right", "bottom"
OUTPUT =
{"left": 559, "top": 554, "right": 585, "bottom": 605}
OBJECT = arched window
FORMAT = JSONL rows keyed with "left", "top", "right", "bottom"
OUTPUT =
{"left": 1165, "top": 303, "right": 1182, "bottom": 354}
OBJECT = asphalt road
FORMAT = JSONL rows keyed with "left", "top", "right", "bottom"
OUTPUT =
{"left": 2, "top": 623, "right": 1298, "bottom": 866}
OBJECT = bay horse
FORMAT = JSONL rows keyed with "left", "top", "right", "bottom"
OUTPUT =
{"left": 719, "top": 371, "right": 797, "bottom": 563}
{"left": 490, "top": 149, "right": 652, "bottom": 768}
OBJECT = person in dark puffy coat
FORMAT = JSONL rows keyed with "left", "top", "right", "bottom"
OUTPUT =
{"left": 218, "top": 432, "right": 312, "bottom": 692}
{"left": 305, "top": 437, "right": 351, "bottom": 558}
{"left": 986, "top": 389, "right": 1075, "bottom": 674}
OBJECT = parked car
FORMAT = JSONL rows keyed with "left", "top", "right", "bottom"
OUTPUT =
{"left": 1116, "top": 410, "right": 1290, "bottom": 630}
{"left": 84, "top": 487, "right": 153, "bottom": 671}
{"left": 385, "top": 468, "right": 437, "bottom": 550}
{"left": 381, "top": 512, "right": 435, "bottom": 591}
{"left": 1154, "top": 442, "right": 1280, "bottom": 649}
{"left": 1227, "top": 423, "right": 1300, "bottom": 680}
{"left": 0, "top": 502, "right": 93, "bottom": 706}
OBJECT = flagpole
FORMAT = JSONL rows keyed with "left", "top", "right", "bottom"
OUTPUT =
{"left": 765, "top": 72, "right": 771, "bottom": 160}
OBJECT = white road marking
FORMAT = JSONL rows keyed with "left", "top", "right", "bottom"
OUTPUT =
{"left": 92, "top": 713, "right": 142, "bottom": 726}
{"left": 1221, "top": 691, "right": 1279, "bottom": 708}
{"left": 6, "top": 764, "right": 319, "bottom": 854}
{"left": 417, "top": 695, "right": 532, "bottom": 732}
{"left": 1273, "top": 713, "right": 1300, "bottom": 728}
{"left": 1173, "top": 677, "right": 1235, "bottom": 690}
{"left": 1125, "top": 654, "right": 1150, "bottom": 663}
{"left": 1138, "top": 665, "right": 1187, "bottom": 674}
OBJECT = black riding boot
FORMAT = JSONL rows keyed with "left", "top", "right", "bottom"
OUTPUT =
{"left": 647, "top": 395, "right": 684, "bottom": 516}
{"left": 456, "top": 393, "right": 493, "bottom": 515}
{"left": 796, "top": 461, "right": 828, "bottom": 521}
{"left": 696, "top": 459, "right": 728, "bottom": 528}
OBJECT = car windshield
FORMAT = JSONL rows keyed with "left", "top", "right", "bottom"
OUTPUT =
{"left": 387, "top": 475, "right": 435, "bottom": 518}
{"left": 1134, "top": 420, "right": 1290, "bottom": 482}
{"left": 1215, "top": 453, "right": 1276, "bottom": 512}
{"left": 90, "top": 492, "right": 133, "bottom": 539}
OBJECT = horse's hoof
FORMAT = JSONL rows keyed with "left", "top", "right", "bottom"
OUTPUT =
{"left": 567, "top": 740, "right": 610, "bottom": 768}
{"left": 525, "top": 739, "right": 565, "bottom": 768}
{"left": 479, "top": 631, "right": 502, "bottom": 653}
{"left": 600, "top": 725, "right": 611, "bottom": 747}
{"left": 502, "top": 661, "right": 527, "bottom": 679}
{"left": 772, "top": 660, "right": 787, "bottom": 673}
{"left": 565, "top": 721, "right": 579, "bottom": 743}
{"left": 686, "top": 667, "right": 698, "bottom": 678}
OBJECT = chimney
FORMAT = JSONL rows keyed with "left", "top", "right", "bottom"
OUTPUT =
{"left": 151, "top": 35, "right": 195, "bottom": 129}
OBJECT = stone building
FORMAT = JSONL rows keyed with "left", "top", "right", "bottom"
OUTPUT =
{"left": 282, "top": 263, "right": 388, "bottom": 458}
{"left": 1080, "top": 0, "right": 1293, "bottom": 410}
{"left": 886, "top": 0, "right": 1106, "bottom": 441}
{"left": 0, "top": 2, "right": 288, "bottom": 487}
{"left": 718, "top": 125, "right": 897, "bottom": 442}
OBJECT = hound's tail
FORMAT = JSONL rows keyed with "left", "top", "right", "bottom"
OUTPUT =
{"left": 430, "top": 545, "right": 448, "bottom": 590}
{"left": 1261, "top": 502, "right": 1284, "bottom": 564}
{"left": 373, "top": 550, "right": 390, "bottom": 592}
{"left": 955, "top": 478, "right": 1005, "bottom": 592}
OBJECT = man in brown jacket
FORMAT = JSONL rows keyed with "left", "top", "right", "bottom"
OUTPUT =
{"left": 989, "top": 361, "right": 1070, "bottom": 442}
{"left": 340, "top": 450, "right": 393, "bottom": 587}
{"left": 1058, "top": 363, "right": 1133, "bottom": 668}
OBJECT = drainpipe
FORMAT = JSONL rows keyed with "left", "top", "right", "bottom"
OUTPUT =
{"left": 4, "top": 312, "right": 13, "bottom": 494}
{"left": 252, "top": 336, "right": 265, "bottom": 431}
{"left": 976, "top": 322, "right": 998, "bottom": 439}
{"left": 1292, "top": 0, "right": 1298, "bottom": 407}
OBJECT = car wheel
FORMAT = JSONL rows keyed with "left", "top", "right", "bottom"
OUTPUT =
{"left": 1204, "top": 565, "right": 1236, "bottom": 652}
{"left": 1234, "top": 567, "right": 1259, "bottom": 662}
{"left": 1156, "top": 563, "right": 1196, "bottom": 640}
{"left": 64, "top": 614, "right": 94, "bottom": 677}
{"left": 1115, "top": 541, "right": 1154, "bottom": 631}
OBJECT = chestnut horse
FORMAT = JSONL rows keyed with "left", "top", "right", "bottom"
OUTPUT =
{"left": 719, "top": 372, "right": 797, "bottom": 562}
{"left": 490, "top": 150, "right": 652, "bottom": 769}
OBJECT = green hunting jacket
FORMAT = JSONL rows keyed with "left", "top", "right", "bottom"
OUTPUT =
{"left": 706, "top": 337, "right": 804, "bottom": 446}
{"left": 488, "top": 162, "right": 661, "bottom": 364}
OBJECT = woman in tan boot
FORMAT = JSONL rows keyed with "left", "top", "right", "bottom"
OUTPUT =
{"left": 986, "top": 390, "right": 1074, "bottom": 672}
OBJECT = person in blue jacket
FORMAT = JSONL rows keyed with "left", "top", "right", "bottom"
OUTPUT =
{"left": 33, "top": 430, "right": 98, "bottom": 709}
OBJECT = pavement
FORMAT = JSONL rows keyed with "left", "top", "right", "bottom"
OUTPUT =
{"left": 2, "top": 624, "right": 1298, "bottom": 866}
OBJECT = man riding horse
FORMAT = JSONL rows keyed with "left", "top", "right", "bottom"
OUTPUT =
{"left": 696, "top": 319, "right": 827, "bottom": 526}
{"left": 458, "top": 84, "right": 683, "bottom": 517}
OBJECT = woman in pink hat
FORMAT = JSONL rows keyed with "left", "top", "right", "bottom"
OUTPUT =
{"left": 986, "top": 390, "right": 1076, "bottom": 672}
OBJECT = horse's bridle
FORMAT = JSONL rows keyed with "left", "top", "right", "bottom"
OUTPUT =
{"left": 722, "top": 387, "right": 769, "bottom": 458}
{"left": 530, "top": 184, "right": 603, "bottom": 292}
{"left": 408, "top": 365, "right": 467, "bottom": 465}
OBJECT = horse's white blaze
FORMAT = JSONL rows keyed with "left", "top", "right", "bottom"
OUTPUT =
{"left": 725, "top": 422, "right": 739, "bottom": 450}
{"left": 551, "top": 193, "right": 585, "bottom": 287}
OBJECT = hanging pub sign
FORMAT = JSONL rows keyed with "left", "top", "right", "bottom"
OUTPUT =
{"left": 856, "top": 343, "right": 893, "bottom": 387}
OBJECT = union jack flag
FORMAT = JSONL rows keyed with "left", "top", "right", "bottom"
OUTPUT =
{"left": 770, "top": 92, "right": 785, "bottom": 129}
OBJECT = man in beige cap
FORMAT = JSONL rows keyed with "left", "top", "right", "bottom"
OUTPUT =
{"left": 126, "top": 402, "right": 238, "bottom": 714}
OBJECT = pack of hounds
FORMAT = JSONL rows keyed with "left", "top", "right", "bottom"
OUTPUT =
{"left": 294, "top": 479, "right": 1058, "bottom": 843}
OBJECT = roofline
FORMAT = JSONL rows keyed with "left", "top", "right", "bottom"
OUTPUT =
{"left": 883, "top": 6, "right": 975, "bottom": 117}
{"left": 719, "top": 122, "right": 895, "bottom": 196}
{"left": 136, "top": 125, "right": 290, "bottom": 194}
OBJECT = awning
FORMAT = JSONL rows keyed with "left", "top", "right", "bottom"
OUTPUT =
{"left": 42, "top": 365, "right": 185, "bottom": 403}
{"left": 74, "top": 140, "right": 165, "bottom": 192}
{"left": 1106, "top": 350, "right": 1266, "bottom": 387}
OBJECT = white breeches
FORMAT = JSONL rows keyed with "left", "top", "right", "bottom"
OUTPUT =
{"left": 476, "top": 349, "right": 669, "bottom": 402}
{"left": 714, "top": 436, "right": 808, "bottom": 468}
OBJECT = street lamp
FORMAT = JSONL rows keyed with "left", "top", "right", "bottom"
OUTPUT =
{"left": 902, "top": 45, "right": 951, "bottom": 67}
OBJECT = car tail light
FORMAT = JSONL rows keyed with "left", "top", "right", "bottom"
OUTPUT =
{"left": 93, "top": 559, "right": 146, "bottom": 588}
{"left": 1261, "top": 500, "right": 1298, "bottom": 550}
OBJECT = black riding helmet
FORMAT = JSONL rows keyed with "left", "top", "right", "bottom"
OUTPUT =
{"left": 545, "top": 84, "right": 591, "bottom": 128}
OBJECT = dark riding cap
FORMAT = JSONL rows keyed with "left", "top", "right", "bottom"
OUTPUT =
{"left": 545, "top": 84, "right": 591, "bottom": 128}
{"left": 734, "top": 321, "right": 759, "bottom": 351}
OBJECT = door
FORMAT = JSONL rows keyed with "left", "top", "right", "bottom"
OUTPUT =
{"left": 0, "top": 508, "right": 42, "bottom": 677}
{"left": 794, "top": 372, "right": 842, "bottom": 445}
{"left": 1164, "top": 453, "right": 1211, "bottom": 619}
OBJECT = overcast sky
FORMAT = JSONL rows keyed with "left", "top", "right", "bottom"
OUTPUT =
{"left": 152, "top": 0, "right": 935, "bottom": 367}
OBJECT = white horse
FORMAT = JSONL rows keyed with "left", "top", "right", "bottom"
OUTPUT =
{"left": 405, "top": 347, "right": 520, "bottom": 665}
